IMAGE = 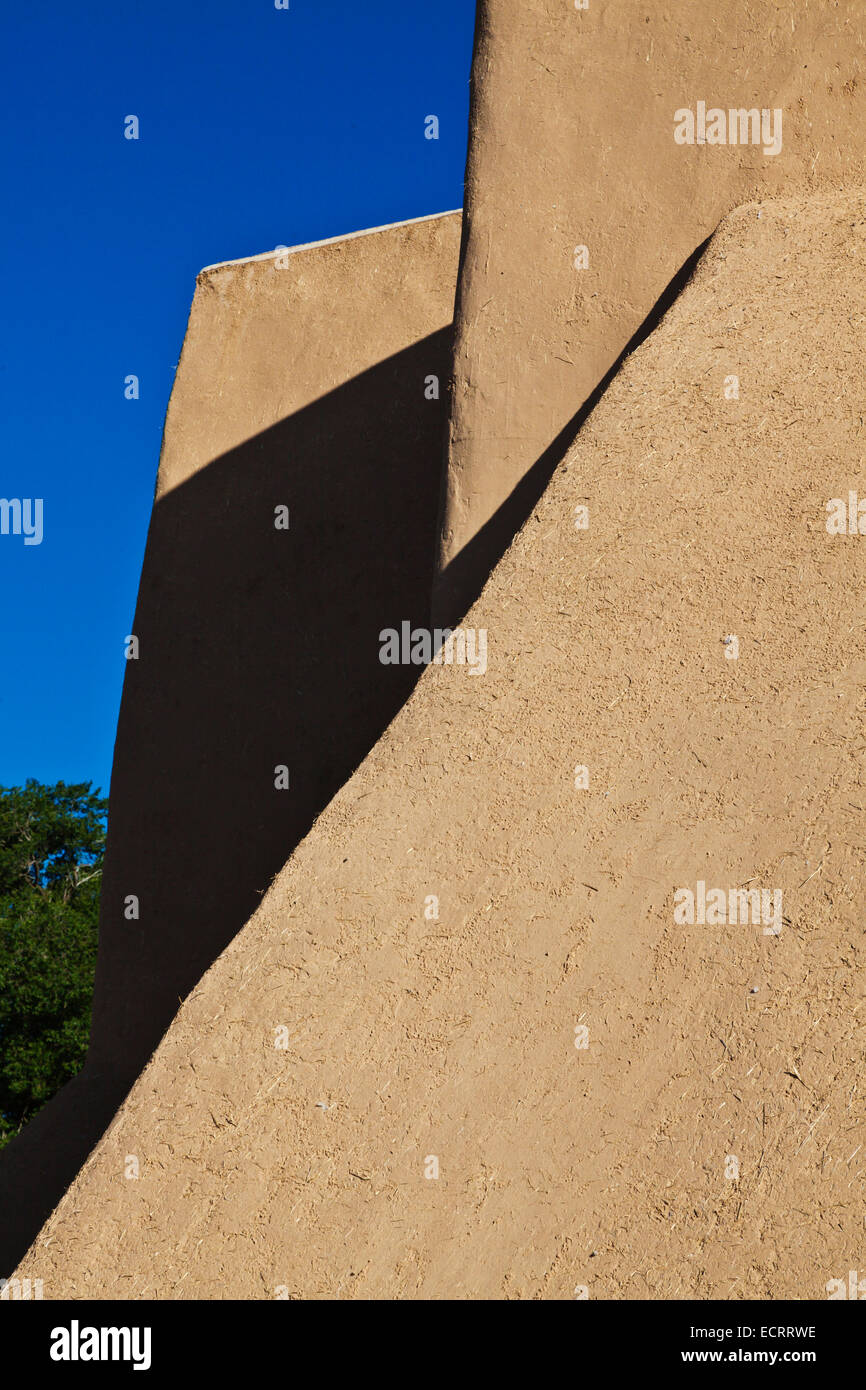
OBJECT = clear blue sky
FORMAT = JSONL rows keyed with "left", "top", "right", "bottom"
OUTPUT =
{"left": 0, "top": 0, "right": 474, "bottom": 796}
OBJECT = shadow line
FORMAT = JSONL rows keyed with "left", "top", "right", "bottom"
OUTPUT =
{"left": 0, "top": 234, "right": 712, "bottom": 1272}
{"left": 0, "top": 326, "right": 453, "bottom": 1272}
{"left": 432, "top": 236, "right": 712, "bottom": 628}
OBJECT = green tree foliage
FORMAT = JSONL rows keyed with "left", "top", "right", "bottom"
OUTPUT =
{"left": 0, "top": 780, "right": 106, "bottom": 1149}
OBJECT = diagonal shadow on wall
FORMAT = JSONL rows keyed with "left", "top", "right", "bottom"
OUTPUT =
{"left": 0, "top": 326, "right": 453, "bottom": 1273}
{"left": 432, "top": 236, "right": 713, "bottom": 629}
{"left": 0, "top": 236, "right": 715, "bottom": 1276}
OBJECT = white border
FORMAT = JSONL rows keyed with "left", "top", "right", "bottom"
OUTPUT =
{"left": 199, "top": 208, "right": 462, "bottom": 275}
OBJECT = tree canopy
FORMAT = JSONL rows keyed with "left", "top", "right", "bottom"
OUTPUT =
{"left": 0, "top": 780, "right": 106, "bottom": 1149}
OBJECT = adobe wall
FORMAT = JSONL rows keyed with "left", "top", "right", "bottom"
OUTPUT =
{"left": 435, "top": 0, "right": 866, "bottom": 620}
{"left": 0, "top": 209, "right": 462, "bottom": 1271}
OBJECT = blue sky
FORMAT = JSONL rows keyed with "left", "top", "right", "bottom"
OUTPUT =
{"left": 0, "top": 0, "right": 474, "bottom": 796}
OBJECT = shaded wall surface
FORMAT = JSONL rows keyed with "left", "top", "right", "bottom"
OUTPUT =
{"left": 17, "top": 194, "right": 866, "bottom": 1299}
{"left": 0, "top": 210, "right": 462, "bottom": 1272}
{"left": 435, "top": 0, "right": 866, "bottom": 621}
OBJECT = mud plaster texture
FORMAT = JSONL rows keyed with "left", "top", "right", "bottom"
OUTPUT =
{"left": 436, "top": 0, "right": 866, "bottom": 623}
{"left": 0, "top": 212, "right": 461, "bottom": 1275}
{"left": 19, "top": 192, "right": 866, "bottom": 1299}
